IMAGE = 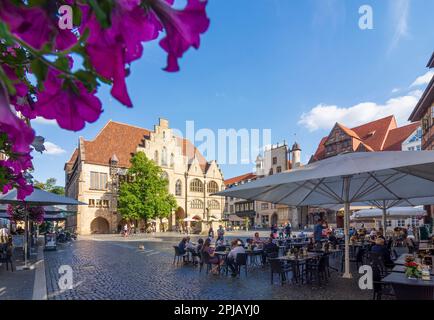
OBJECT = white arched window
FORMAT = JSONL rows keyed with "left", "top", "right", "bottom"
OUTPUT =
{"left": 191, "top": 199, "right": 204, "bottom": 209}
{"left": 161, "top": 147, "right": 168, "bottom": 166}
{"left": 207, "top": 200, "right": 220, "bottom": 210}
{"left": 190, "top": 179, "right": 204, "bottom": 193}
{"left": 207, "top": 181, "right": 219, "bottom": 194}
{"left": 175, "top": 179, "right": 182, "bottom": 196}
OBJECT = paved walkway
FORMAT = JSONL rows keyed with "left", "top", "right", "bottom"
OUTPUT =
{"left": 0, "top": 248, "right": 36, "bottom": 300}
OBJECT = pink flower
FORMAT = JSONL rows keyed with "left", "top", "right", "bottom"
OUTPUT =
{"left": 35, "top": 67, "right": 102, "bottom": 131}
{"left": 0, "top": 1, "right": 77, "bottom": 50}
{"left": 149, "top": 0, "right": 210, "bottom": 72}
{"left": 0, "top": 81, "right": 35, "bottom": 155}
{"left": 1, "top": 64, "right": 36, "bottom": 119}
{"left": 84, "top": 0, "right": 161, "bottom": 107}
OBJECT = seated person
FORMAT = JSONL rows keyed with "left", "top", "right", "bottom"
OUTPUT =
{"left": 262, "top": 237, "right": 278, "bottom": 264}
{"left": 328, "top": 232, "right": 338, "bottom": 247}
{"left": 178, "top": 237, "right": 187, "bottom": 254}
{"left": 245, "top": 238, "right": 254, "bottom": 249}
{"left": 226, "top": 240, "right": 246, "bottom": 277}
{"left": 371, "top": 238, "right": 394, "bottom": 268}
{"left": 307, "top": 237, "right": 315, "bottom": 251}
{"left": 253, "top": 232, "right": 262, "bottom": 244}
{"left": 201, "top": 239, "right": 224, "bottom": 274}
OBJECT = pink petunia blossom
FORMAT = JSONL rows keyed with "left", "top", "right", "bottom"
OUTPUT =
{"left": 34, "top": 67, "right": 102, "bottom": 131}
{"left": 0, "top": 1, "right": 77, "bottom": 50}
{"left": 0, "top": 80, "right": 35, "bottom": 155}
{"left": 84, "top": 0, "right": 162, "bottom": 107}
{"left": 149, "top": 0, "right": 210, "bottom": 72}
{"left": 1, "top": 64, "right": 36, "bottom": 119}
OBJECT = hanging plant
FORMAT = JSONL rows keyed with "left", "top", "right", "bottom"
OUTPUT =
{"left": 7, "top": 204, "right": 45, "bottom": 224}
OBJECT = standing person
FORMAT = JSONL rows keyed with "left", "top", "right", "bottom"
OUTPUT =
{"left": 0, "top": 224, "right": 10, "bottom": 245}
{"left": 208, "top": 227, "right": 214, "bottom": 240}
{"left": 123, "top": 224, "right": 128, "bottom": 237}
{"left": 285, "top": 222, "right": 292, "bottom": 238}
{"left": 217, "top": 225, "right": 225, "bottom": 242}
{"left": 130, "top": 222, "right": 135, "bottom": 235}
{"left": 314, "top": 219, "right": 327, "bottom": 249}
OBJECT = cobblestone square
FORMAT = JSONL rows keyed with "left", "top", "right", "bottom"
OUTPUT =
{"left": 43, "top": 234, "right": 372, "bottom": 300}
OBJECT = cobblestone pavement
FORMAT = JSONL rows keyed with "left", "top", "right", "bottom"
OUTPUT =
{"left": 44, "top": 236, "right": 372, "bottom": 300}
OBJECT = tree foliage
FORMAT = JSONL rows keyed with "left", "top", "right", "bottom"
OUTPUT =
{"left": 118, "top": 152, "right": 177, "bottom": 222}
{"left": 34, "top": 177, "right": 65, "bottom": 195}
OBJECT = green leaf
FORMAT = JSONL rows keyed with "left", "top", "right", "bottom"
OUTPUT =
{"left": 30, "top": 59, "right": 48, "bottom": 91}
{"left": 28, "top": 0, "right": 48, "bottom": 7}
{"left": 0, "top": 65, "right": 17, "bottom": 96}
{"left": 0, "top": 22, "right": 13, "bottom": 45}
{"left": 88, "top": 0, "right": 110, "bottom": 28}
{"left": 73, "top": 5, "right": 83, "bottom": 26}
{"left": 54, "top": 56, "right": 70, "bottom": 72}
{"left": 74, "top": 70, "right": 98, "bottom": 92}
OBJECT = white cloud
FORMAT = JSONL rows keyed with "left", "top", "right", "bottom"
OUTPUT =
{"left": 391, "top": 88, "right": 400, "bottom": 93}
{"left": 410, "top": 71, "right": 434, "bottom": 87}
{"left": 298, "top": 90, "right": 422, "bottom": 132}
{"left": 388, "top": 0, "right": 410, "bottom": 52}
{"left": 32, "top": 117, "right": 57, "bottom": 125}
{"left": 44, "top": 142, "right": 66, "bottom": 155}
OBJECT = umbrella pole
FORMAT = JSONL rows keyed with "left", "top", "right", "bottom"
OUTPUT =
{"left": 342, "top": 176, "right": 352, "bottom": 279}
{"left": 24, "top": 211, "right": 29, "bottom": 269}
{"left": 343, "top": 201, "right": 352, "bottom": 278}
{"left": 382, "top": 200, "right": 387, "bottom": 238}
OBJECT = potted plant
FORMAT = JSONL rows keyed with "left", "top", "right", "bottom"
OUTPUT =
{"left": 404, "top": 256, "right": 422, "bottom": 279}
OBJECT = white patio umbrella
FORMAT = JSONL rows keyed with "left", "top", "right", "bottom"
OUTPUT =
{"left": 351, "top": 206, "right": 426, "bottom": 220}
{"left": 0, "top": 188, "right": 85, "bottom": 269}
{"left": 215, "top": 151, "right": 434, "bottom": 278}
{"left": 182, "top": 217, "right": 198, "bottom": 222}
{"left": 326, "top": 196, "right": 434, "bottom": 235}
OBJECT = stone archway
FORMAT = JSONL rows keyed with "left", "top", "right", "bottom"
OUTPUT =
{"left": 271, "top": 213, "right": 278, "bottom": 227}
{"left": 90, "top": 217, "right": 110, "bottom": 234}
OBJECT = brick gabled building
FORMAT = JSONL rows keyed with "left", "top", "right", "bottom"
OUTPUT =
{"left": 311, "top": 115, "right": 420, "bottom": 162}
{"left": 308, "top": 115, "right": 421, "bottom": 227}
{"left": 65, "top": 118, "right": 225, "bottom": 235}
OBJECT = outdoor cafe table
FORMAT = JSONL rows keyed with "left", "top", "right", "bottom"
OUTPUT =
{"left": 382, "top": 272, "right": 434, "bottom": 300}
{"left": 277, "top": 252, "right": 322, "bottom": 283}
{"left": 394, "top": 254, "right": 415, "bottom": 266}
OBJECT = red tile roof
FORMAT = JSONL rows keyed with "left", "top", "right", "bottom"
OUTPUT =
{"left": 383, "top": 122, "right": 421, "bottom": 151}
{"left": 66, "top": 121, "right": 209, "bottom": 171}
{"left": 82, "top": 121, "right": 150, "bottom": 168}
{"left": 312, "top": 115, "right": 419, "bottom": 161}
{"left": 224, "top": 173, "right": 257, "bottom": 186}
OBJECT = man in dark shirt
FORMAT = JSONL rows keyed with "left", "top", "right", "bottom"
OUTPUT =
{"left": 314, "top": 219, "right": 327, "bottom": 249}
{"left": 178, "top": 238, "right": 187, "bottom": 254}
{"left": 371, "top": 238, "right": 394, "bottom": 268}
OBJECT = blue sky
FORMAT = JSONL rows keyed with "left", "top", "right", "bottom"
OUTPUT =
{"left": 31, "top": 0, "right": 434, "bottom": 186}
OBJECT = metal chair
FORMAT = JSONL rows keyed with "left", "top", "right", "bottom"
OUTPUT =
{"left": 0, "top": 245, "right": 13, "bottom": 272}
{"left": 235, "top": 253, "right": 248, "bottom": 277}
{"left": 269, "top": 258, "right": 292, "bottom": 285}
{"left": 173, "top": 246, "right": 187, "bottom": 265}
